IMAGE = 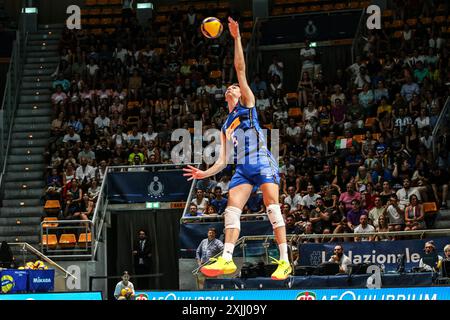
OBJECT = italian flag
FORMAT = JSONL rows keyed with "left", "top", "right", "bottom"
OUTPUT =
{"left": 335, "top": 138, "right": 353, "bottom": 149}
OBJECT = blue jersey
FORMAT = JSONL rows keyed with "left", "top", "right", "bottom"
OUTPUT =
{"left": 221, "top": 102, "right": 275, "bottom": 166}
{"left": 221, "top": 102, "right": 280, "bottom": 189}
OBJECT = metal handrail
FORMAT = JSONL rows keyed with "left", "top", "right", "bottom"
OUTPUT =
{"left": 8, "top": 242, "right": 77, "bottom": 280}
{"left": 0, "top": 31, "right": 28, "bottom": 190}
{"left": 192, "top": 228, "right": 450, "bottom": 275}
{"left": 91, "top": 165, "right": 109, "bottom": 260}
{"left": 181, "top": 212, "right": 267, "bottom": 222}
{"left": 432, "top": 96, "right": 450, "bottom": 159}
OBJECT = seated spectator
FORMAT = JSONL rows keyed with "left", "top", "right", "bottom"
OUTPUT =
{"left": 191, "top": 189, "right": 209, "bottom": 213}
{"left": 285, "top": 215, "right": 302, "bottom": 235}
{"left": 184, "top": 203, "right": 203, "bottom": 218}
{"left": 210, "top": 187, "right": 227, "bottom": 215}
{"left": 78, "top": 142, "right": 96, "bottom": 165}
{"left": 52, "top": 73, "right": 70, "bottom": 92}
{"left": 75, "top": 157, "right": 96, "bottom": 188}
{"left": 355, "top": 166, "right": 372, "bottom": 193}
{"left": 375, "top": 215, "right": 390, "bottom": 241}
{"left": 368, "top": 196, "right": 385, "bottom": 229}
{"left": 328, "top": 245, "right": 351, "bottom": 273}
{"left": 379, "top": 181, "right": 396, "bottom": 205}
{"left": 47, "top": 168, "right": 62, "bottom": 189}
{"left": 78, "top": 193, "right": 95, "bottom": 223}
{"left": 246, "top": 190, "right": 264, "bottom": 213}
{"left": 384, "top": 194, "right": 405, "bottom": 236}
{"left": 404, "top": 194, "right": 426, "bottom": 231}
{"left": 128, "top": 145, "right": 144, "bottom": 165}
{"left": 284, "top": 186, "right": 302, "bottom": 213}
{"left": 61, "top": 193, "right": 82, "bottom": 220}
{"left": 301, "top": 185, "right": 321, "bottom": 210}
{"left": 339, "top": 183, "right": 361, "bottom": 214}
{"left": 88, "top": 178, "right": 101, "bottom": 201}
{"left": 396, "top": 178, "right": 421, "bottom": 210}
{"left": 63, "top": 126, "right": 81, "bottom": 150}
{"left": 204, "top": 205, "right": 218, "bottom": 217}
{"left": 354, "top": 215, "right": 375, "bottom": 241}
{"left": 419, "top": 241, "right": 443, "bottom": 272}
{"left": 346, "top": 199, "right": 367, "bottom": 232}
{"left": 196, "top": 176, "right": 217, "bottom": 194}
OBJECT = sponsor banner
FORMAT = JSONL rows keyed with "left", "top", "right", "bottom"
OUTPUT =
{"left": 107, "top": 171, "right": 191, "bottom": 203}
{"left": 135, "top": 287, "right": 450, "bottom": 300}
{"left": 28, "top": 269, "right": 54, "bottom": 292}
{"left": 299, "top": 237, "right": 450, "bottom": 272}
{"left": 1, "top": 270, "right": 28, "bottom": 293}
{"left": 0, "top": 292, "right": 102, "bottom": 300}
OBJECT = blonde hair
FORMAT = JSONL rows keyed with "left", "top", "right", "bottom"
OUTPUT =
{"left": 444, "top": 244, "right": 450, "bottom": 253}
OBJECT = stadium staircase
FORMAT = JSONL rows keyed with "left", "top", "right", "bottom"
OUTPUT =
{"left": 0, "top": 24, "right": 62, "bottom": 252}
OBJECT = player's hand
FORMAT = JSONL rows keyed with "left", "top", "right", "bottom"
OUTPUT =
{"left": 228, "top": 16, "right": 240, "bottom": 39}
{"left": 183, "top": 165, "right": 207, "bottom": 181}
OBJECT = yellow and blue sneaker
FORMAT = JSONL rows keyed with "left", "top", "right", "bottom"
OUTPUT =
{"left": 270, "top": 257, "right": 292, "bottom": 280}
{"left": 200, "top": 256, "right": 237, "bottom": 277}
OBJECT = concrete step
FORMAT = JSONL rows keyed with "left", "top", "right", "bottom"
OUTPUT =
{"left": 0, "top": 225, "right": 41, "bottom": 236}
{"left": 39, "top": 23, "right": 65, "bottom": 29}
{"left": 28, "top": 39, "right": 59, "bottom": 46}
{"left": 6, "top": 164, "right": 45, "bottom": 172}
{"left": 21, "top": 88, "right": 52, "bottom": 96}
{"left": 0, "top": 206, "right": 44, "bottom": 217}
{"left": 11, "top": 138, "right": 48, "bottom": 148}
{"left": 3, "top": 189, "right": 43, "bottom": 200}
{"left": 10, "top": 147, "right": 46, "bottom": 155}
{"left": 27, "top": 51, "right": 58, "bottom": 58}
{"left": 13, "top": 123, "right": 51, "bottom": 132}
{"left": 22, "top": 75, "right": 52, "bottom": 82}
{"left": 26, "top": 56, "right": 60, "bottom": 64}
{"left": 7, "top": 154, "right": 45, "bottom": 164}
{"left": 23, "top": 68, "right": 54, "bottom": 76}
{"left": 22, "top": 81, "right": 53, "bottom": 90}
{"left": 28, "top": 33, "right": 61, "bottom": 41}
{"left": 0, "top": 235, "right": 40, "bottom": 245}
{"left": 4, "top": 181, "right": 45, "bottom": 190}
{"left": 12, "top": 131, "right": 50, "bottom": 140}
{"left": 14, "top": 116, "right": 51, "bottom": 124}
{"left": 19, "top": 95, "right": 51, "bottom": 104}
{"left": 27, "top": 44, "right": 59, "bottom": 52}
{"left": 0, "top": 217, "right": 42, "bottom": 226}
{"left": 4, "top": 171, "right": 43, "bottom": 182}
{"left": 16, "top": 108, "right": 53, "bottom": 117}
{"left": 2, "top": 199, "right": 41, "bottom": 207}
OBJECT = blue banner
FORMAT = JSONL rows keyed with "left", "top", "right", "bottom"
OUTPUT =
{"left": 135, "top": 287, "right": 450, "bottom": 300}
{"left": 180, "top": 221, "right": 273, "bottom": 258}
{"left": 0, "top": 270, "right": 28, "bottom": 293}
{"left": 107, "top": 171, "right": 192, "bottom": 203}
{"left": 298, "top": 237, "right": 450, "bottom": 272}
{"left": 0, "top": 292, "right": 102, "bottom": 300}
{"left": 28, "top": 269, "right": 54, "bottom": 292}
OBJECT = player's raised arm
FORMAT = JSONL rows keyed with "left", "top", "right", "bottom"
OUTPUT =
{"left": 228, "top": 17, "right": 255, "bottom": 108}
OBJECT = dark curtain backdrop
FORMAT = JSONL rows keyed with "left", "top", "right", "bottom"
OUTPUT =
{"left": 107, "top": 209, "right": 182, "bottom": 299}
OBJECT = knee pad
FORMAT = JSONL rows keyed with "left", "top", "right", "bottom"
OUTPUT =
{"left": 267, "top": 204, "right": 285, "bottom": 229}
{"left": 224, "top": 206, "right": 242, "bottom": 230}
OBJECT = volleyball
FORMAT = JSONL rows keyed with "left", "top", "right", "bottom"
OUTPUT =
{"left": 201, "top": 17, "right": 223, "bottom": 39}
{"left": 1, "top": 275, "right": 15, "bottom": 293}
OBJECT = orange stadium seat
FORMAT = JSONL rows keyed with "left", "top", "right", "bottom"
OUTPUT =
{"left": 78, "top": 232, "right": 92, "bottom": 245}
{"left": 42, "top": 234, "right": 58, "bottom": 250}
{"left": 309, "top": 5, "right": 321, "bottom": 12}
{"left": 382, "top": 10, "right": 393, "bottom": 18}
{"left": 102, "top": 8, "right": 113, "bottom": 15}
{"left": 85, "top": 0, "right": 97, "bottom": 6}
{"left": 97, "top": 0, "right": 108, "bottom": 5}
{"left": 59, "top": 234, "right": 77, "bottom": 248}
{"left": 423, "top": 202, "right": 438, "bottom": 214}
{"left": 272, "top": 7, "right": 283, "bottom": 16}
{"left": 322, "top": 4, "right": 333, "bottom": 11}
{"left": 391, "top": 20, "right": 404, "bottom": 28}
{"left": 112, "top": 17, "right": 122, "bottom": 24}
{"left": 157, "top": 5, "right": 170, "bottom": 13}
{"left": 209, "top": 70, "right": 222, "bottom": 79}
{"left": 91, "top": 29, "right": 103, "bottom": 35}
{"left": 88, "top": 8, "right": 102, "bottom": 16}
{"left": 406, "top": 18, "right": 417, "bottom": 26}
{"left": 434, "top": 16, "right": 446, "bottom": 24}
{"left": 393, "top": 31, "right": 402, "bottom": 38}
{"left": 365, "top": 117, "right": 376, "bottom": 128}
{"left": 112, "top": 8, "right": 123, "bottom": 15}
{"left": 353, "top": 135, "right": 364, "bottom": 143}
{"left": 288, "top": 107, "right": 302, "bottom": 118}
{"left": 155, "top": 15, "right": 167, "bottom": 23}
{"left": 420, "top": 17, "right": 432, "bottom": 25}
{"left": 348, "top": 2, "right": 359, "bottom": 9}
{"left": 42, "top": 217, "right": 58, "bottom": 229}
{"left": 88, "top": 18, "right": 100, "bottom": 25}
{"left": 44, "top": 200, "right": 61, "bottom": 210}
{"left": 101, "top": 18, "right": 112, "bottom": 25}
{"left": 335, "top": 3, "right": 347, "bottom": 10}
{"left": 284, "top": 7, "right": 297, "bottom": 14}
{"left": 108, "top": 0, "right": 122, "bottom": 4}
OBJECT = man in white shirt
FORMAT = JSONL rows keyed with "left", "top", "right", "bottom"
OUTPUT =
{"left": 267, "top": 55, "right": 284, "bottom": 81}
{"left": 94, "top": 109, "right": 111, "bottom": 134}
{"left": 63, "top": 126, "right": 81, "bottom": 148}
{"left": 396, "top": 178, "right": 421, "bottom": 210}
{"left": 329, "top": 245, "right": 352, "bottom": 273}
{"left": 301, "top": 185, "right": 321, "bottom": 210}
{"left": 113, "top": 43, "right": 129, "bottom": 63}
{"left": 354, "top": 215, "right": 375, "bottom": 241}
{"left": 196, "top": 79, "right": 211, "bottom": 97}
{"left": 368, "top": 196, "right": 385, "bottom": 229}
{"left": 75, "top": 157, "right": 96, "bottom": 184}
{"left": 142, "top": 124, "right": 158, "bottom": 145}
{"left": 300, "top": 39, "right": 316, "bottom": 76}
{"left": 210, "top": 79, "right": 226, "bottom": 104}
{"left": 284, "top": 186, "right": 302, "bottom": 213}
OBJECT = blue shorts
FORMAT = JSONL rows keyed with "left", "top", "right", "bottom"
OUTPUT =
{"left": 229, "top": 162, "right": 280, "bottom": 190}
